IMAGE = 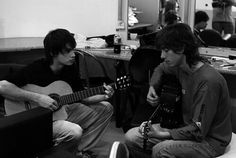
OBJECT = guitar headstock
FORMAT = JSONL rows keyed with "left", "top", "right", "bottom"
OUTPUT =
{"left": 115, "top": 75, "right": 131, "bottom": 90}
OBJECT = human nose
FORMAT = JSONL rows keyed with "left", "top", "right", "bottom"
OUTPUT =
{"left": 69, "top": 50, "right": 76, "bottom": 57}
{"left": 161, "top": 50, "right": 166, "bottom": 59}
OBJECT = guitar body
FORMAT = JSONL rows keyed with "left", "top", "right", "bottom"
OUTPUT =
{"left": 5, "top": 76, "right": 131, "bottom": 121}
{"left": 5, "top": 81, "right": 73, "bottom": 121}
{"left": 155, "top": 74, "right": 183, "bottom": 129}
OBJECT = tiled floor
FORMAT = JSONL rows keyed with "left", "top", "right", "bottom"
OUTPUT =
{"left": 91, "top": 119, "right": 125, "bottom": 158}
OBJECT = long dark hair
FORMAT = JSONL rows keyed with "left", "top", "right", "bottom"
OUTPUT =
{"left": 156, "top": 23, "right": 205, "bottom": 66}
{"left": 43, "top": 28, "right": 76, "bottom": 63}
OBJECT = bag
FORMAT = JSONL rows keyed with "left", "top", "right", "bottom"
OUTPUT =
{"left": 87, "top": 34, "right": 115, "bottom": 47}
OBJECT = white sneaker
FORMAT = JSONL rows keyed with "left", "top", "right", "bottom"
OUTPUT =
{"left": 109, "top": 141, "right": 129, "bottom": 158}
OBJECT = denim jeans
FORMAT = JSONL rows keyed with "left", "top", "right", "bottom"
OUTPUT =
{"left": 53, "top": 101, "right": 113, "bottom": 151}
{"left": 125, "top": 124, "right": 219, "bottom": 158}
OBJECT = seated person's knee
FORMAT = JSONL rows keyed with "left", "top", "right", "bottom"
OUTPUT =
{"left": 125, "top": 127, "right": 140, "bottom": 143}
{"left": 101, "top": 101, "right": 113, "bottom": 114}
{"left": 70, "top": 124, "right": 83, "bottom": 141}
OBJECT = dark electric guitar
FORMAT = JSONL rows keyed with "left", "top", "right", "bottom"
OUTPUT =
{"left": 5, "top": 76, "right": 131, "bottom": 121}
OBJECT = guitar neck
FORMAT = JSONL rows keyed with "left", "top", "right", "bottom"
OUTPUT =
{"left": 58, "top": 83, "right": 116, "bottom": 105}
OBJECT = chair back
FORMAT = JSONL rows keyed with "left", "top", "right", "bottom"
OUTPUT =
{"left": 199, "top": 29, "right": 225, "bottom": 47}
{"left": 139, "top": 31, "right": 159, "bottom": 47}
{"left": 75, "top": 50, "right": 113, "bottom": 88}
{"left": 129, "top": 47, "right": 162, "bottom": 85}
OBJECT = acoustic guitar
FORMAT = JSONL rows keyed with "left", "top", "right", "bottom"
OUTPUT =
{"left": 143, "top": 74, "right": 184, "bottom": 129}
{"left": 5, "top": 76, "right": 130, "bottom": 121}
{"left": 143, "top": 74, "right": 183, "bottom": 150}
{"left": 154, "top": 74, "right": 184, "bottom": 129}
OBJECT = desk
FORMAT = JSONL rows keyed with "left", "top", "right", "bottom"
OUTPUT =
{"left": 205, "top": 55, "right": 236, "bottom": 75}
{"left": 77, "top": 48, "right": 132, "bottom": 61}
{"left": 79, "top": 48, "right": 236, "bottom": 75}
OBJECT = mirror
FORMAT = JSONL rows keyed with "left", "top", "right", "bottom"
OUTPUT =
{"left": 124, "top": 0, "right": 194, "bottom": 41}
{"left": 127, "top": 0, "right": 160, "bottom": 40}
{"left": 119, "top": 0, "right": 236, "bottom": 56}
{"left": 126, "top": 0, "right": 182, "bottom": 40}
{"left": 195, "top": 0, "right": 236, "bottom": 49}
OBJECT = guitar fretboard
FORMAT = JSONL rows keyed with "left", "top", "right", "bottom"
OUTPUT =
{"left": 58, "top": 83, "right": 115, "bottom": 106}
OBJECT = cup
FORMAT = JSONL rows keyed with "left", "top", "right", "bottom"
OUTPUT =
{"left": 130, "top": 33, "right": 138, "bottom": 40}
{"left": 114, "top": 44, "right": 121, "bottom": 54}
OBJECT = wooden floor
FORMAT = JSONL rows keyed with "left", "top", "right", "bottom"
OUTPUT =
{"left": 91, "top": 118, "right": 125, "bottom": 158}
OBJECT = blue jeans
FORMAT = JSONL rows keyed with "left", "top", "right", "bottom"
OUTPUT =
{"left": 125, "top": 124, "right": 219, "bottom": 158}
{"left": 53, "top": 101, "right": 113, "bottom": 151}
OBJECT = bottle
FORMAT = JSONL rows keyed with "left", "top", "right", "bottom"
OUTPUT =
{"left": 114, "top": 34, "right": 122, "bottom": 54}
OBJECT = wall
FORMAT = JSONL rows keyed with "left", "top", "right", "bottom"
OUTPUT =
{"left": 0, "top": 0, "right": 118, "bottom": 38}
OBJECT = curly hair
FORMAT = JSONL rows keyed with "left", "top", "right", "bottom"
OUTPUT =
{"left": 156, "top": 23, "right": 205, "bottom": 66}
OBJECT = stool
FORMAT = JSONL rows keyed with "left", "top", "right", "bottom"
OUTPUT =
{"left": 217, "top": 133, "right": 236, "bottom": 157}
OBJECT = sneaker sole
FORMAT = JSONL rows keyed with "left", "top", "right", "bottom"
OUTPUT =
{"left": 109, "top": 141, "right": 129, "bottom": 158}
